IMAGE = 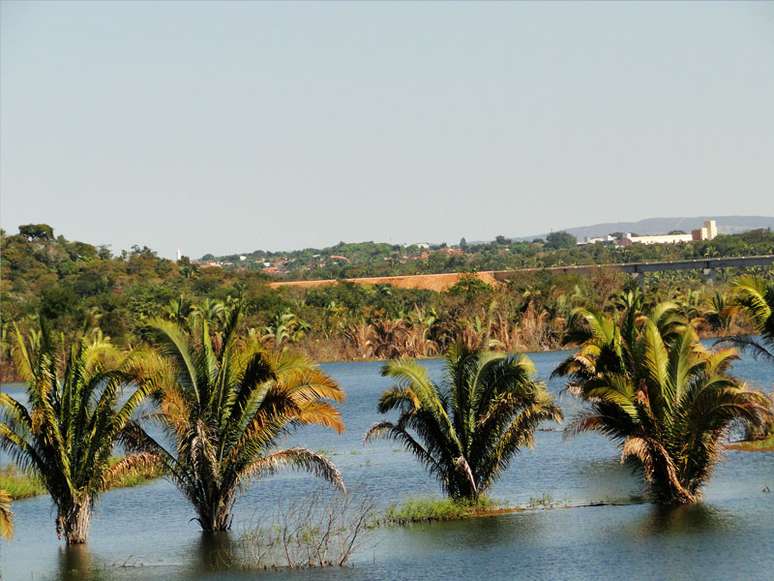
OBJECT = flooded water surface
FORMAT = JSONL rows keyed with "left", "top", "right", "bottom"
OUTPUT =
{"left": 2, "top": 350, "right": 773, "bottom": 580}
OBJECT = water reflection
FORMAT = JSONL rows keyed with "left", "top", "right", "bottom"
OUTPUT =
{"left": 191, "top": 532, "right": 240, "bottom": 573}
{"left": 56, "top": 544, "right": 101, "bottom": 581}
{"left": 638, "top": 503, "right": 732, "bottom": 536}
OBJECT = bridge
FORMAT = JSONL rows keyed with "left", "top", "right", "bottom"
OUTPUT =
{"left": 491, "top": 255, "right": 774, "bottom": 282}
{"left": 269, "top": 255, "right": 774, "bottom": 292}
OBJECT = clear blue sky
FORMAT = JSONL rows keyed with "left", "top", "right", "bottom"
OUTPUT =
{"left": 2, "top": 1, "right": 773, "bottom": 258}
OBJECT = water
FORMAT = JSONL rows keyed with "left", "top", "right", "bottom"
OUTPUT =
{"left": 2, "top": 349, "right": 773, "bottom": 580}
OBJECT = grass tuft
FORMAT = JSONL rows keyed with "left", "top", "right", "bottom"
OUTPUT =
{"left": 382, "top": 496, "right": 496, "bottom": 525}
{"left": 0, "top": 466, "right": 46, "bottom": 500}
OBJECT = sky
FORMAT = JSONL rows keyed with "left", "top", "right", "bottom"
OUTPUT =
{"left": 1, "top": 1, "right": 773, "bottom": 259}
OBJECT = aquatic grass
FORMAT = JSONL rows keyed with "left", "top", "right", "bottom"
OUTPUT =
{"left": 0, "top": 466, "right": 46, "bottom": 500}
{"left": 526, "top": 493, "right": 556, "bottom": 509}
{"left": 0, "top": 457, "right": 162, "bottom": 501}
{"left": 382, "top": 496, "right": 497, "bottom": 525}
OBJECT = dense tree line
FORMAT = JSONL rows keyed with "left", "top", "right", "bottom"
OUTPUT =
{"left": 1, "top": 224, "right": 772, "bottom": 380}
{"left": 209, "top": 228, "right": 774, "bottom": 280}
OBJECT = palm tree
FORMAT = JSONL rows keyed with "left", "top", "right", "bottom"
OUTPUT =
{"left": 345, "top": 320, "right": 375, "bottom": 359}
{"left": 0, "top": 489, "right": 12, "bottom": 539}
{"left": 191, "top": 298, "right": 227, "bottom": 329}
{"left": 0, "top": 324, "right": 156, "bottom": 543}
{"left": 555, "top": 304, "right": 771, "bottom": 504}
{"left": 163, "top": 295, "right": 194, "bottom": 325}
{"left": 730, "top": 276, "right": 774, "bottom": 363}
{"left": 127, "top": 308, "right": 345, "bottom": 532}
{"left": 262, "top": 309, "right": 309, "bottom": 348}
{"left": 365, "top": 345, "right": 562, "bottom": 501}
{"left": 701, "top": 292, "right": 738, "bottom": 335}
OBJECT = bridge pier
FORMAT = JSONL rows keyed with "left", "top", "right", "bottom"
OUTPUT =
{"left": 631, "top": 272, "right": 645, "bottom": 289}
{"left": 703, "top": 267, "right": 715, "bottom": 284}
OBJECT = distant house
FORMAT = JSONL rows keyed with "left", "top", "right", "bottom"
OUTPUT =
{"left": 577, "top": 235, "right": 616, "bottom": 246}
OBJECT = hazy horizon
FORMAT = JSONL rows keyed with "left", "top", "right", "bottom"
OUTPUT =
{"left": 2, "top": 1, "right": 773, "bottom": 258}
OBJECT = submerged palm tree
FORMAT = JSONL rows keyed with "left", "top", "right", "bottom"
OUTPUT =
{"left": 0, "top": 325, "right": 156, "bottom": 543}
{"left": 0, "top": 489, "right": 12, "bottom": 539}
{"left": 127, "top": 308, "right": 345, "bottom": 532}
{"left": 555, "top": 304, "right": 771, "bottom": 504}
{"left": 730, "top": 276, "right": 774, "bottom": 363}
{"left": 365, "top": 346, "right": 562, "bottom": 501}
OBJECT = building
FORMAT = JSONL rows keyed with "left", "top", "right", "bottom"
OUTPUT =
{"left": 621, "top": 232, "right": 693, "bottom": 245}
{"left": 578, "top": 235, "right": 617, "bottom": 245}
{"left": 578, "top": 220, "right": 719, "bottom": 246}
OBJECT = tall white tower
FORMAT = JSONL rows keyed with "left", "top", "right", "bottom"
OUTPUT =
{"left": 704, "top": 220, "right": 718, "bottom": 240}
{"left": 177, "top": 248, "right": 182, "bottom": 261}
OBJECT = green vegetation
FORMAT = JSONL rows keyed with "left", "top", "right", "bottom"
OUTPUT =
{"left": 207, "top": 227, "right": 774, "bottom": 280}
{"left": 545, "top": 231, "right": 577, "bottom": 249}
{"left": 0, "top": 456, "right": 162, "bottom": 501}
{"left": 0, "top": 222, "right": 772, "bottom": 549}
{"left": 731, "top": 276, "right": 774, "bottom": 363}
{"left": 555, "top": 295, "right": 772, "bottom": 504}
{"left": 366, "top": 346, "right": 561, "bottom": 501}
{"left": 728, "top": 276, "right": 774, "bottom": 442}
{"left": 526, "top": 493, "right": 557, "bottom": 509}
{"left": 383, "top": 496, "right": 496, "bottom": 524}
{"left": 0, "top": 465, "right": 47, "bottom": 499}
{"left": 0, "top": 325, "right": 158, "bottom": 544}
{"left": 2, "top": 224, "right": 773, "bottom": 380}
{"left": 123, "top": 306, "right": 345, "bottom": 532}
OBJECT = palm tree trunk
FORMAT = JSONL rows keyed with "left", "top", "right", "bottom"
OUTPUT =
{"left": 197, "top": 492, "right": 236, "bottom": 532}
{"left": 57, "top": 499, "right": 92, "bottom": 544}
{"left": 650, "top": 461, "right": 697, "bottom": 505}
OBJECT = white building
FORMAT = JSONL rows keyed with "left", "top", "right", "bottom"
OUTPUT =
{"left": 623, "top": 232, "right": 693, "bottom": 245}
{"left": 578, "top": 234, "right": 616, "bottom": 245}
{"left": 579, "top": 220, "right": 718, "bottom": 246}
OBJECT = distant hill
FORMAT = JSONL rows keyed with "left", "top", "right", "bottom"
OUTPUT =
{"left": 522, "top": 216, "right": 774, "bottom": 241}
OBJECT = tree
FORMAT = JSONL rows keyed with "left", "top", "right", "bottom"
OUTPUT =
{"left": 730, "top": 276, "right": 774, "bottom": 363}
{"left": 554, "top": 303, "right": 771, "bottom": 504}
{"left": 127, "top": 308, "right": 345, "bottom": 532}
{"left": 19, "top": 224, "right": 54, "bottom": 241}
{"left": 446, "top": 274, "right": 493, "bottom": 301}
{"left": 0, "top": 489, "right": 12, "bottom": 539}
{"left": 545, "top": 231, "right": 577, "bottom": 249}
{"left": 701, "top": 292, "right": 738, "bottom": 334}
{"left": 365, "top": 345, "right": 562, "bottom": 501}
{"left": 0, "top": 324, "right": 156, "bottom": 543}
